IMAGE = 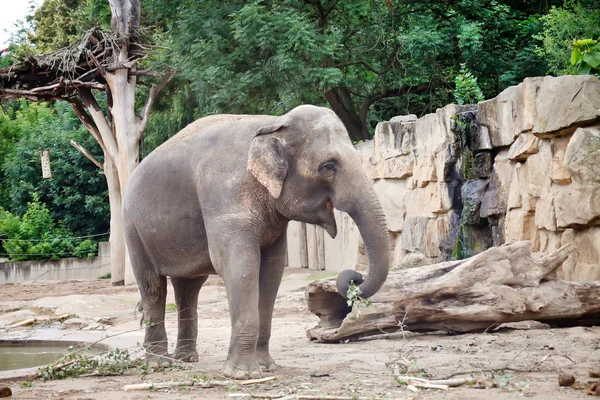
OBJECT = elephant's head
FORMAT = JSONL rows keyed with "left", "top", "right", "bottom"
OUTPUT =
{"left": 247, "top": 105, "right": 390, "bottom": 299}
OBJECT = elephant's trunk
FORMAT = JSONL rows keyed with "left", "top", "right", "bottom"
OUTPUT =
{"left": 335, "top": 176, "right": 390, "bottom": 300}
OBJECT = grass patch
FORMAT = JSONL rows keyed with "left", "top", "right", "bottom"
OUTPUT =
{"left": 165, "top": 303, "right": 177, "bottom": 313}
{"left": 307, "top": 273, "right": 337, "bottom": 281}
{"left": 97, "top": 272, "right": 111, "bottom": 280}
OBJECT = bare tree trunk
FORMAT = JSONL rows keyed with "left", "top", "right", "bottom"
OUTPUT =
{"left": 324, "top": 87, "right": 369, "bottom": 141}
{"left": 0, "top": 1, "right": 174, "bottom": 286}
{"left": 306, "top": 241, "right": 600, "bottom": 343}
{"left": 104, "top": 156, "right": 126, "bottom": 285}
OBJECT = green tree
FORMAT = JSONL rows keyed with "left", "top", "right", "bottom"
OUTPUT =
{"left": 145, "top": 0, "right": 551, "bottom": 141}
{"left": 536, "top": 0, "right": 600, "bottom": 75}
{"left": 0, "top": 101, "right": 109, "bottom": 236}
{"left": 0, "top": 194, "right": 98, "bottom": 261}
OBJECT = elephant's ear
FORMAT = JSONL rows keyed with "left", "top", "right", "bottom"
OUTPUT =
{"left": 247, "top": 123, "right": 289, "bottom": 199}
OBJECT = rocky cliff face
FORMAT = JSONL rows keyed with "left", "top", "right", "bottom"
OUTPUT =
{"left": 356, "top": 75, "right": 600, "bottom": 281}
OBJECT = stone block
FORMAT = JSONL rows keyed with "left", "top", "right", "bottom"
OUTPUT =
{"left": 534, "top": 195, "right": 557, "bottom": 231}
{"left": 414, "top": 154, "right": 437, "bottom": 187}
{"left": 391, "top": 233, "right": 405, "bottom": 268}
{"left": 425, "top": 218, "right": 443, "bottom": 258}
{"left": 472, "top": 125, "right": 493, "bottom": 151}
{"left": 441, "top": 210, "right": 461, "bottom": 260}
{"left": 514, "top": 77, "right": 544, "bottom": 134}
{"left": 564, "top": 125, "right": 600, "bottom": 184}
{"left": 461, "top": 179, "right": 489, "bottom": 224}
{"left": 480, "top": 155, "right": 513, "bottom": 218}
{"left": 414, "top": 104, "right": 469, "bottom": 157}
{"left": 474, "top": 151, "right": 493, "bottom": 178}
{"left": 381, "top": 155, "right": 414, "bottom": 179}
{"left": 389, "top": 116, "right": 417, "bottom": 156}
{"left": 401, "top": 215, "right": 429, "bottom": 253}
{"left": 435, "top": 143, "right": 460, "bottom": 182}
{"left": 551, "top": 155, "right": 571, "bottom": 185}
{"left": 390, "top": 114, "right": 418, "bottom": 123}
{"left": 508, "top": 132, "right": 539, "bottom": 162}
{"left": 373, "top": 179, "right": 408, "bottom": 232}
{"left": 505, "top": 209, "right": 536, "bottom": 243}
{"left": 533, "top": 75, "right": 600, "bottom": 136}
{"left": 560, "top": 228, "right": 600, "bottom": 281}
{"left": 558, "top": 228, "right": 579, "bottom": 280}
{"left": 406, "top": 182, "right": 456, "bottom": 216}
{"left": 514, "top": 163, "right": 537, "bottom": 212}
{"left": 477, "top": 85, "right": 518, "bottom": 148}
{"left": 554, "top": 186, "right": 600, "bottom": 229}
{"left": 538, "top": 229, "right": 561, "bottom": 254}
{"left": 525, "top": 140, "right": 552, "bottom": 197}
{"left": 507, "top": 168, "right": 521, "bottom": 210}
{"left": 373, "top": 122, "right": 400, "bottom": 163}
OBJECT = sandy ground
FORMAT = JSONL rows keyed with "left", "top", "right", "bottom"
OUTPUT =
{"left": 0, "top": 269, "right": 599, "bottom": 399}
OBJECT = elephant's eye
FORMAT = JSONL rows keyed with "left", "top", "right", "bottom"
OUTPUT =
{"left": 318, "top": 160, "right": 337, "bottom": 178}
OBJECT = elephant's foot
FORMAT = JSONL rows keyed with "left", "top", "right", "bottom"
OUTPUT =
{"left": 173, "top": 347, "right": 199, "bottom": 362}
{"left": 256, "top": 349, "right": 277, "bottom": 372}
{"left": 144, "top": 340, "right": 172, "bottom": 368}
{"left": 145, "top": 352, "right": 172, "bottom": 368}
{"left": 222, "top": 356, "right": 264, "bottom": 380}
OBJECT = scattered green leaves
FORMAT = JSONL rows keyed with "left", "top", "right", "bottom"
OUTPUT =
{"left": 38, "top": 346, "right": 145, "bottom": 380}
{"left": 346, "top": 282, "right": 372, "bottom": 318}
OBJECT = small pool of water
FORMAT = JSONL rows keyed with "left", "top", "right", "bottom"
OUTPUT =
{"left": 0, "top": 342, "right": 104, "bottom": 371}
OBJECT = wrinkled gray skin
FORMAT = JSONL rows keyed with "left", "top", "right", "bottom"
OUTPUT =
{"left": 123, "top": 105, "right": 390, "bottom": 379}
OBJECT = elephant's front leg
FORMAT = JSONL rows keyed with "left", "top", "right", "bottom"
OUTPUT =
{"left": 256, "top": 232, "right": 287, "bottom": 372}
{"left": 218, "top": 241, "right": 263, "bottom": 379}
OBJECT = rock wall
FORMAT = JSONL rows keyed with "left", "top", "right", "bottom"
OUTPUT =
{"left": 286, "top": 75, "right": 600, "bottom": 281}
{"left": 352, "top": 75, "right": 600, "bottom": 281}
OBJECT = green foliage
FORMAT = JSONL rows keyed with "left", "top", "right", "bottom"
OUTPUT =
{"left": 165, "top": 303, "right": 177, "bottom": 313}
{"left": 571, "top": 38, "right": 600, "bottom": 75}
{"left": 346, "top": 282, "right": 372, "bottom": 318}
{"left": 97, "top": 272, "right": 111, "bottom": 279}
{"left": 0, "top": 101, "right": 109, "bottom": 236}
{"left": 38, "top": 346, "right": 146, "bottom": 380}
{"left": 454, "top": 64, "right": 484, "bottom": 105}
{"left": 536, "top": 1, "right": 600, "bottom": 75}
{"left": 141, "top": 0, "right": 553, "bottom": 141}
{"left": 0, "top": 194, "right": 98, "bottom": 261}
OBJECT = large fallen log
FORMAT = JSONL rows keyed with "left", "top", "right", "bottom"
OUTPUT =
{"left": 306, "top": 241, "right": 600, "bottom": 342}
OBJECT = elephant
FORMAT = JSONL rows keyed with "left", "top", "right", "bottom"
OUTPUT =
{"left": 122, "top": 104, "right": 390, "bottom": 379}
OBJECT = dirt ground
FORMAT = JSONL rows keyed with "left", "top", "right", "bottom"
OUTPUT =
{"left": 1, "top": 269, "right": 599, "bottom": 399}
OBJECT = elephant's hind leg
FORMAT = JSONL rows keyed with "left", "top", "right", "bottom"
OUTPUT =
{"left": 172, "top": 276, "right": 208, "bottom": 362}
{"left": 126, "top": 224, "right": 169, "bottom": 366}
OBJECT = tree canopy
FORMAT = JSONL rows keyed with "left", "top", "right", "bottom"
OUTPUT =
{"left": 1, "top": 0, "right": 599, "bottom": 262}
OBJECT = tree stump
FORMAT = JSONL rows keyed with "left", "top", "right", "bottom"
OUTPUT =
{"left": 306, "top": 241, "right": 600, "bottom": 342}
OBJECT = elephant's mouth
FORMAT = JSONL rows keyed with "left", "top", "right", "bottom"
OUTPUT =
{"left": 319, "top": 197, "right": 337, "bottom": 238}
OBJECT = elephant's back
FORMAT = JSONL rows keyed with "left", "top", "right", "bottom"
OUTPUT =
{"left": 154, "top": 113, "right": 275, "bottom": 155}
{"left": 125, "top": 113, "right": 276, "bottom": 211}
